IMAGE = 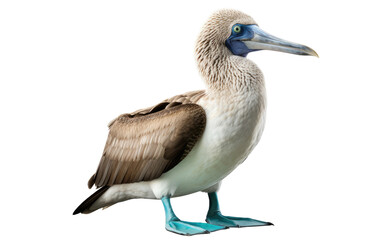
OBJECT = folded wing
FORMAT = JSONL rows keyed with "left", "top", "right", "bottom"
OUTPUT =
{"left": 88, "top": 102, "right": 206, "bottom": 189}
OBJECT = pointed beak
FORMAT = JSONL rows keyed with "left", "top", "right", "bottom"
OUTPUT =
{"left": 243, "top": 25, "right": 318, "bottom": 57}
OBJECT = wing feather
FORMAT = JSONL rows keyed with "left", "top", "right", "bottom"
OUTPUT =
{"left": 89, "top": 102, "right": 206, "bottom": 188}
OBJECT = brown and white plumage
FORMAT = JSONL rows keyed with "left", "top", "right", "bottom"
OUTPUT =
{"left": 88, "top": 95, "right": 206, "bottom": 188}
{"left": 74, "top": 91, "right": 207, "bottom": 214}
{"left": 73, "top": 9, "right": 316, "bottom": 230}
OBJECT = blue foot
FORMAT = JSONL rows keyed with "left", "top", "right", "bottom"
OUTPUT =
{"left": 206, "top": 211, "right": 273, "bottom": 227}
{"left": 206, "top": 192, "right": 273, "bottom": 228}
{"left": 166, "top": 217, "right": 226, "bottom": 235}
{"left": 161, "top": 197, "right": 226, "bottom": 236}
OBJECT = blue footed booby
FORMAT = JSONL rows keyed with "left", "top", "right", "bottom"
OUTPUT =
{"left": 73, "top": 9, "right": 317, "bottom": 235}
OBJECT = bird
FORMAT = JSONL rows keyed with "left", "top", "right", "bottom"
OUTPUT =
{"left": 73, "top": 9, "right": 317, "bottom": 235}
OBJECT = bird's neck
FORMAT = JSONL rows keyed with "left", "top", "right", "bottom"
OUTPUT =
{"left": 196, "top": 49, "right": 264, "bottom": 94}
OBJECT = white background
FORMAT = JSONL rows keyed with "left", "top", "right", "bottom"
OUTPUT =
{"left": 1, "top": 0, "right": 381, "bottom": 239}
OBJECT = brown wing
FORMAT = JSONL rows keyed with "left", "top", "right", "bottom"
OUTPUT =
{"left": 127, "top": 90, "right": 206, "bottom": 117}
{"left": 88, "top": 101, "right": 206, "bottom": 189}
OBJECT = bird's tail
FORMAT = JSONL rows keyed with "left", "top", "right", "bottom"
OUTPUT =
{"left": 73, "top": 186, "right": 110, "bottom": 215}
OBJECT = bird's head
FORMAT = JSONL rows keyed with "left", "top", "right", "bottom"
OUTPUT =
{"left": 196, "top": 9, "right": 318, "bottom": 59}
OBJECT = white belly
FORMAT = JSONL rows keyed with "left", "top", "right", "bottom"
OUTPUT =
{"left": 149, "top": 91, "right": 266, "bottom": 198}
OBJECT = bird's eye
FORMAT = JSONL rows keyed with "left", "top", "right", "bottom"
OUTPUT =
{"left": 233, "top": 25, "right": 241, "bottom": 33}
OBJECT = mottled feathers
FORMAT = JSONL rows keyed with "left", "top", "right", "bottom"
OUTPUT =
{"left": 88, "top": 91, "right": 206, "bottom": 189}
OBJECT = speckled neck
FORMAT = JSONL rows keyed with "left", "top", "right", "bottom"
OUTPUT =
{"left": 195, "top": 45, "right": 264, "bottom": 94}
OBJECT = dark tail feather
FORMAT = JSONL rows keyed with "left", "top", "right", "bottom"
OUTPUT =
{"left": 73, "top": 186, "right": 110, "bottom": 215}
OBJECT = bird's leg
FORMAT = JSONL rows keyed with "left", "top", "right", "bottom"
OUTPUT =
{"left": 161, "top": 196, "right": 226, "bottom": 235}
{"left": 205, "top": 192, "right": 273, "bottom": 227}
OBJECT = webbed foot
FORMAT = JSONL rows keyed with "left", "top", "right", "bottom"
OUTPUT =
{"left": 166, "top": 216, "right": 226, "bottom": 235}
{"left": 206, "top": 211, "right": 273, "bottom": 227}
{"left": 161, "top": 196, "right": 226, "bottom": 235}
{"left": 206, "top": 192, "right": 273, "bottom": 228}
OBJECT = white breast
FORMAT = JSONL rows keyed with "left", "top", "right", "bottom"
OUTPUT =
{"left": 150, "top": 89, "right": 266, "bottom": 198}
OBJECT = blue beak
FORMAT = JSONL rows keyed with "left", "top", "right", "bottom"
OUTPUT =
{"left": 243, "top": 25, "right": 318, "bottom": 57}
